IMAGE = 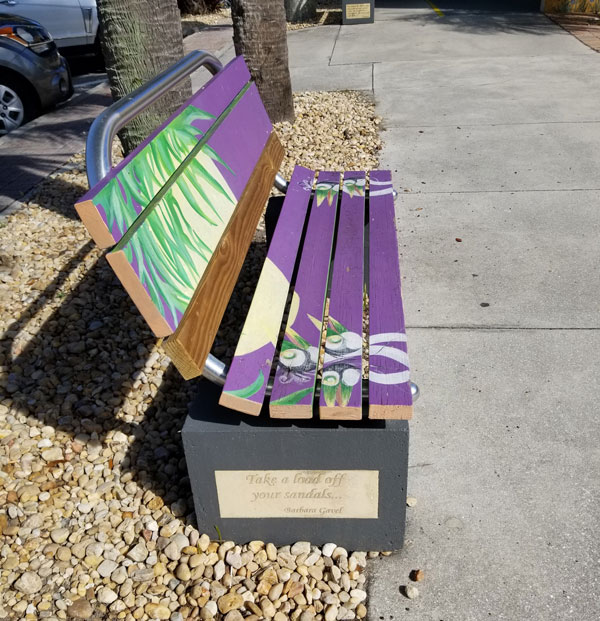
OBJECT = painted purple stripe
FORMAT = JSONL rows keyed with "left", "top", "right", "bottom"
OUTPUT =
{"left": 319, "top": 172, "right": 365, "bottom": 413}
{"left": 118, "top": 85, "right": 273, "bottom": 333}
{"left": 79, "top": 56, "right": 250, "bottom": 203}
{"left": 270, "top": 171, "right": 341, "bottom": 412}
{"left": 204, "top": 83, "right": 272, "bottom": 201}
{"left": 368, "top": 170, "right": 412, "bottom": 410}
{"left": 222, "top": 166, "right": 316, "bottom": 408}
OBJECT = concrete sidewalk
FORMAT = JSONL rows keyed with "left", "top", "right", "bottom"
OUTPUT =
{"left": 284, "top": 3, "right": 600, "bottom": 620}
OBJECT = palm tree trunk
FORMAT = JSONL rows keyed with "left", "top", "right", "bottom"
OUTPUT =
{"left": 96, "top": 0, "right": 191, "bottom": 155}
{"left": 231, "top": 0, "right": 294, "bottom": 123}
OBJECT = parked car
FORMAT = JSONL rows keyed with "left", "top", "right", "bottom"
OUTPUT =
{"left": 0, "top": 13, "right": 73, "bottom": 134}
{"left": 0, "top": 0, "right": 99, "bottom": 55}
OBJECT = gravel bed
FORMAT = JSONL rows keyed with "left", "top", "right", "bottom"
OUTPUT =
{"left": 180, "top": 5, "right": 341, "bottom": 33}
{"left": 0, "top": 91, "right": 382, "bottom": 620}
{"left": 181, "top": 10, "right": 232, "bottom": 37}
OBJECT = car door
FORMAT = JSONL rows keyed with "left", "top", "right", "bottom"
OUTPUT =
{"left": 0, "top": 0, "right": 91, "bottom": 48}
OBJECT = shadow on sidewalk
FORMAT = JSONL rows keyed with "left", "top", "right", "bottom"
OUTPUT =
{"left": 0, "top": 91, "right": 110, "bottom": 215}
{"left": 377, "top": 0, "right": 541, "bottom": 12}
{"left": 376, "top": 0, "right": 554, "bottom": 35}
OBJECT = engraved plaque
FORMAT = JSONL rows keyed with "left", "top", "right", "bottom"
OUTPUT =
{"left": 345, "top": 2, "right": 371, "bottom": 19}
{"left": 215, "top": 470, "right": 379, "bottom": 519}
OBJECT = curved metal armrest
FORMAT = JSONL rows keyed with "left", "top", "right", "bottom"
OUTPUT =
{"left": 85, "top": 50, "right": 223, "bottom": 187}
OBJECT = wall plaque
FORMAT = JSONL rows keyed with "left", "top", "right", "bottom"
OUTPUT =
{"left": 215, "top": 469, "right": 379, "bottom": 519}
{"left": 342, "top": 0, "right": 374, "bottom": 24}
{"left": 346, "top": 3, "right": 371, "bottom": 19}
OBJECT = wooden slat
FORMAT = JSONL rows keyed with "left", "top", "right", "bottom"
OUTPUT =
{"left": 106, "top": 83, "right": 272, "bottom": 336}
{"left": 75, "top": 56, "right": 251, "bottom": 248}
{"left": 104, "top": 251, "right": 172, "bottom": 338}
{"left": 368, "top": 170, "right": 413, "bottom": 420}
{"left": 220, "top": 166, "right": 316, "bottom": 415}
{"left": 163, "top": 132, "right": 285, "bottom": 379}
{"left": 270, "top": 171, "right": 341, "bottom": 419}
{"left": 319, "top": 172, "right": 366, "bottom": 420}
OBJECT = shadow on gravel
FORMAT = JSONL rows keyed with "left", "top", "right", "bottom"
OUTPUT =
{"left": 26, "top": 175, "right": 89, "bottom": 220}
{"left": 1, "top": 226, "right": 264, "bottom": 527}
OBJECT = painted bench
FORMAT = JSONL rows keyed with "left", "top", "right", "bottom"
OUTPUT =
{"left": 75, "top": 53, "right": 414, "bottom": 422}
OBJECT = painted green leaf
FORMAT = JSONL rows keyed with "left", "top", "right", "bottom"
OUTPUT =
{"left": 315, "top": 189, "right": 328, "bottom": 206}
{"left": 224, "top": 370, "right": 265, "bottom": 399}
{"left": 271, "top": 387, "right": 313, "bottom": 406}
{"left": 99, "top": 101, "right": 245, "bottom": 329}
{"left": 190, "top": 107, "right": 215, "bottom": 121}
{"left": 340, "top": 382, "right": 354, "bottom": 407}
{"left": 322, "top": 384, "right": 337, "bottom": 407}
{"left": 204, "top": 144, "right": 234, "bottom": 174}
{"left": 281, "top": 334, "right": 311, "bottom": 352}
{"left": 328, "top": 317, "right": 347, "bottom": 335}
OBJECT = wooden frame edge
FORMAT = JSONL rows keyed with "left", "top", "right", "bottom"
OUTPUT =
{"left": 219, "top": 392, "right": 262, "bottom": 416}
{"left": 75, "top": 200, "right": 116, "bottom": 249}
{"left": 161, "top": 340, "right": 203, "bottom": 380}
{"left": 106, "top": 250, "right": 173, "bottom": 338}
{"left": 269, "top": 404, "right": 314, "bottom": 419}
{"left": 368, "top": 404, "right": 413, "bottom": 420}
{"left": 319, "top": 406, "right": 362, "bottom": 421}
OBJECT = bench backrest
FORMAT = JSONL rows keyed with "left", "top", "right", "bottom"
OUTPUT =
{"left": 75, "top": 56, "right": 284, "bottom": 378}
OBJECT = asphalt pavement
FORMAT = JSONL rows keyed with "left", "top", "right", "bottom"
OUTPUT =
{"left": 0, "top": 64, "right": 111, "bottom": 213}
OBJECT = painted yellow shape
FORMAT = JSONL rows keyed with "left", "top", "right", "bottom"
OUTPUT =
{"left": 288, "top": 290, "right": 300, "bottom": 327}
{"left": 234, "top": 258, "right": 291, "bottom": 356}
{"left": 285, "top": 326, "right": 303, "bottom": 346}
{"left": 425, "top": 0, "right": 444, "bottom": 16}
{"left": 307, "top": 313, "right": 323, "bottom": 332}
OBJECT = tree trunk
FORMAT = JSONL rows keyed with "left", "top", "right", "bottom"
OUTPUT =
{"left": 96, "top": 0, "right": 191, "bottom": 155}
{"left": 231, "top": 0, "right": 294, "bottom": 123}
{"left": 284, "top": 0, "right": 317, "bottom": 23}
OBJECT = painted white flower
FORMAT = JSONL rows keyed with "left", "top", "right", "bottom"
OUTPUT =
{"left": 279, "top": 348, "right": 307, "bottom": 369}
{"left": 341, "top": 368, "right": 361, "bottom": 387}
{"left": 325, "top": 330, "right": 361, "bottom": 354}
{"left": 323, "top": 370, "right": 340, "bottom": 387}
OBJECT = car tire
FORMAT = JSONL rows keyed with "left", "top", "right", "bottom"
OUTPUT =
{"left": 93, "top": 29, "right": 105, "bottom": 69}
{"left": 0, "top": 76, "right": 39, "bottom": 136}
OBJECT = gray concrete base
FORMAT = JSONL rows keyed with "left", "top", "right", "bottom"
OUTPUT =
{"left": 183, "top": 381, "right": 409, "bottom": 549}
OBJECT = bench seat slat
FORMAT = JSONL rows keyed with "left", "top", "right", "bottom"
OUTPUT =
{"left": 368, "top": 170, "right": 413, "bottom": 420}
{"left": 106, "top": 83, "right": 274, "bottom": 338}
{"left": 270, "top": 171, "right": 341, "bottom": 419}
{"left": 220, "top": 166, "right": 316, "bottom": 415}
{"left": 319, "top": 172, "right": 366, "bottom": 420}
{"left": 75, "top": 56, "right": 251, "bottom": 248}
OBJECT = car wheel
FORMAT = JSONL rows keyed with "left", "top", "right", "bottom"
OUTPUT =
{"left": 0, "top": 79, "right": 36, "bottom": 136}
{"left": 93, "top": 25, "right": 105, "bottom": 64}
